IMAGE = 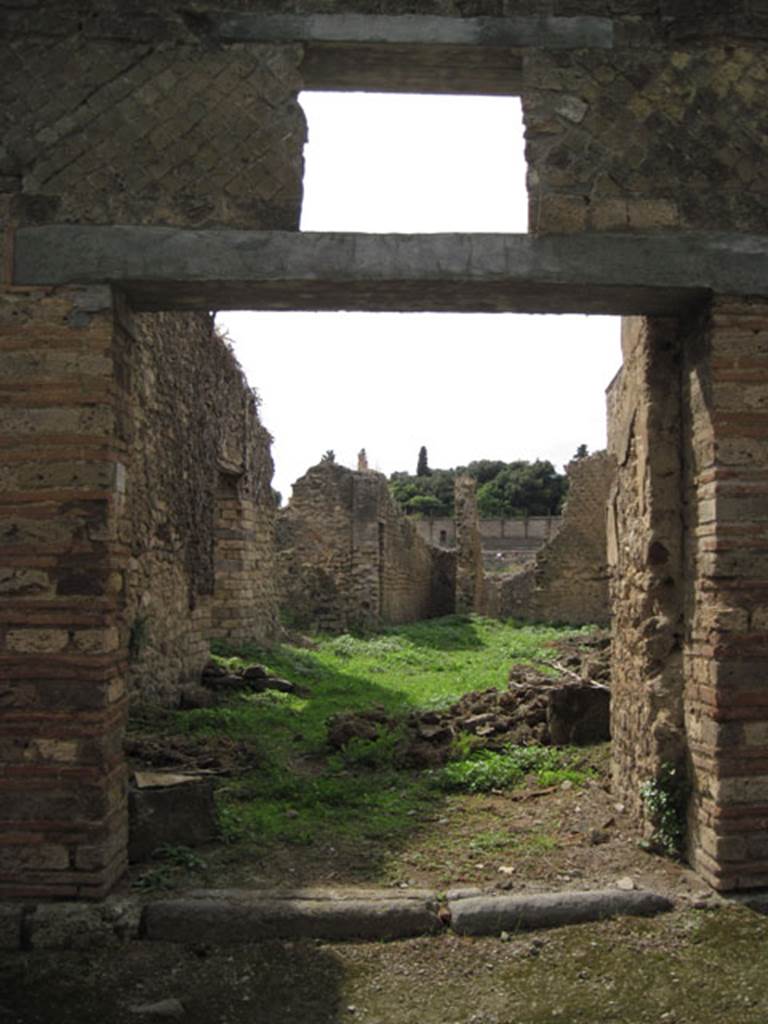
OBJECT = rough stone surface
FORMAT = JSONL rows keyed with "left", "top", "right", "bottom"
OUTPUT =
{"left": 481, "top": 453, "right": 614, "bottom": 626}
{"left": 454, "top": 476, "right": 485, "bottom": 614}
{"left": 142, "top": 890, "right": 441, "bottom": 943}
{"left": 117, "top": 306, "right": 280, "bottom": 704}
{"left": 0, "top": 905, "right": 22, "bottom": 950}
{"left": 277, "top": 461, "right": 454, "bottom": 632}
{"left": 448, "top": 888, "right": 674, "bottom": 935}
{"left": 25, "top": 897, "right": 141, "bottom": 949}
{"left": 606, "top": 318, "right": 686, "bottom": 825}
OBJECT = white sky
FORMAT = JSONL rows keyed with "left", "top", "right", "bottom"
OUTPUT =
{"left": 218, "top": 93, "right": 622, "bottom": 500}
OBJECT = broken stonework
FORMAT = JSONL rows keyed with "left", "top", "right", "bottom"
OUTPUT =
{"left": 326, "top": 652, "right": 610, "bottom": 767}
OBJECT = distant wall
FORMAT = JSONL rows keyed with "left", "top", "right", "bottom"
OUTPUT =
{"left": 117, "top": 307, "right": 279, "bottom": 704}
{"left": 277, "top": 463, "right": 454, "bottom": 632}
{"left": 481, "top": 453, "right": 614, "bottom": 626}
{"left": 415, "top": 514, "right": 562, "bottom": 570}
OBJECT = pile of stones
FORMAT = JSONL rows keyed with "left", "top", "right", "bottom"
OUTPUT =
{"left": 327, "top": 634, "right": 611, "bottom": 767}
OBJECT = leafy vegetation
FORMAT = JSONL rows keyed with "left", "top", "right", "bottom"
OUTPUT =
{"left": 431, "top": 744, "right": 589, "bottom": 793}
{"left": 640, "top": 762, "right": 689, "bottom": 858}
{"left": 389, "top": 457, "right": 568, "bottom": 518}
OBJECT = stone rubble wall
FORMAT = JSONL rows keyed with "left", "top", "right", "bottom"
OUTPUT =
{"left": 606, "top": 318, "right": 687, "bottom": 825}
{"left": 481, "top": 454, "right": 614, "bottom": 627}
{"left": 453, "top": 476, "right": 485, "bottom": 615}
{"left": 277, "top": 463, "right": 454, "bottom": 632}
{"left": 115, "top": 307, "right": 280, "bottom": 705}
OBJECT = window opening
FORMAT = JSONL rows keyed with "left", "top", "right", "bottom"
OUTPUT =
{"left": 299, "top": 92, "right": 527, "bottom": 233}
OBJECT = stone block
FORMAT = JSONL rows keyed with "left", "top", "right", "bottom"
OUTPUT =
{"left": 128, "top": 777, "right": 217, "bottom": 863}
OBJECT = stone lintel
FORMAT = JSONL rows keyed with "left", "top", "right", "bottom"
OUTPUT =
{"left": 212, "top": 13, "right": 614, "bottom": 50}
{"left": 16, "top": 226, "right": 768, "bottom": 316}
{"left": 213, "top": 13, "right": 610, "bottom": 94}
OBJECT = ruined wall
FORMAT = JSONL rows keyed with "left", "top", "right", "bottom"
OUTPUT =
{"left": 606, "top": 318, "right": 686, "bottom": 822}
{"left": 277, "top": 463, "right": 453, "bottom": 632}
{"left": 482, "top": 453, "right": 614, "bottom": 627}
{"left": 116, "top": 308, "right": 279, "bottom": 705}
{"left": 454, "top": 476, "right": 485, "bottom": 615}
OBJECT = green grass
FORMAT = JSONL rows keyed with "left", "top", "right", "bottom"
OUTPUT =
{"left": 131, "top": 615, "right": 595, "bottom": 865}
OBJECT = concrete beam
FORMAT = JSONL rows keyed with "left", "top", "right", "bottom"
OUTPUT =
{"left": 14, "top": 226, "right": 768, "bottom": 316}
{"left": 207, "top": 13, "right": 612, "bottom": 94}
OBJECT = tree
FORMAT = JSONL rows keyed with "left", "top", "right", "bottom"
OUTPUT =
{"left": 476, "top": 460, "right": 567, "bottom": 517}
{"left": 416, "top": 445, "right": 431, "bottom": 477}
{"left": 406, "top": 494, "right": 443, "bottom": 515}
{"left": 572, "top": 443, "right": 589, "bottom": 461}
{"left": 320, "top": 450, "right": 335, "bottom": 463}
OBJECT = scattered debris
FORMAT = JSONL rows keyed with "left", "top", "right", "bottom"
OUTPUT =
{"left": 326, "top": 635, "right": 611, "bottom": 767}
{"left": 124, "top": 734, "right": 260, "bottom": 776}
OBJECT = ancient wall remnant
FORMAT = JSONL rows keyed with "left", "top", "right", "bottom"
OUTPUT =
{"left": 117, "top": 307, "right": 280, "bottom": 705}
{"left": 4, "top": 0, "right": 768, "bottom": 897}
{"left": 606, "top": 318, "right": 686, "bottom": 825}
{"left": 481, "top": 454, "right": 614, "bottom": 628}
{"left": 277, "top": 462, "right": 454, "bottom": 632}
{"left": 0, "top": 27, "right": 305, "bottom": 230}
{"left": 454, "top": 476, "right": 485, "bottom": 615}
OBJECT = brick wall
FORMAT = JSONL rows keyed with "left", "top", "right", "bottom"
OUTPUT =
{"left": 0, "top": 287, "right": 129, "bottom": 899}
{"left": 682, "top": 299, "right": 768, "bottom": 891}
{"left": 277, "top": 462, "right": 454, "bottom": 632}
{"left": 481, "top": 453, "right": 614, "bottom": 626}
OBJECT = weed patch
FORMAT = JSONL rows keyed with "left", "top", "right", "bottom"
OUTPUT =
{"left": 431, "top": 745, "right": 585, "bottom": 794}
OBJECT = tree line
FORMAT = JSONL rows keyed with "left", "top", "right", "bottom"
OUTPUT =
{"left": 389, "top": 445, "right": 588, "bottom": 519}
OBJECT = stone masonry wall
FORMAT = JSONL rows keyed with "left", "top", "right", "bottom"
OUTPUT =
{"left": 1, "top": 25, "right": 305, "bottom": 230}
{"left": 115, "top": 307, "right": 279, "bottom": 705}
{"left": 481, "top": 453, "right": 614, "bottom": 627}
{"left": 4, "top": 4, "right": 768, "bottom": 243}
{"left": 606, "top": 318, "right": 687, "bottom": 823}
{"left": 277, "top": 462, "right": 454, "bottom": 632}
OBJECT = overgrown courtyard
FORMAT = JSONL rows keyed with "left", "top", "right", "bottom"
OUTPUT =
{"left": 123, "top": 617, "right": 682, "bottom": 896}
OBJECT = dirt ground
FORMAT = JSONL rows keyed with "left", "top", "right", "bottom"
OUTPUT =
{"left": 3, "top": 769, "right": 765, "bottom": 1024}
{"left": 123, "top": 745, "right": 699, "bottom": 902}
